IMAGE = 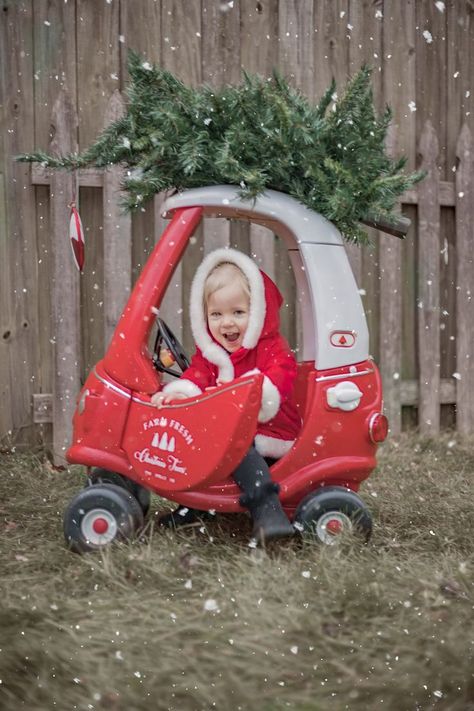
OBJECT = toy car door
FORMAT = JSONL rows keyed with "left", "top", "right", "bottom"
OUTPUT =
{"left": 122, "top": 373, "right": 263, "bottom": 494}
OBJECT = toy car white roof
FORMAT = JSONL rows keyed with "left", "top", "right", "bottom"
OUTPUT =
{"left": 162, "top": 185, "right": 344, "bottom": 246}
{"left": 162, "top": 186, "right": 369, "bottom": 370}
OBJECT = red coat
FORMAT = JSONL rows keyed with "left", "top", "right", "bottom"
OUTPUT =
{"left": 162, "top": 249, "right": 301, "bottom": 459}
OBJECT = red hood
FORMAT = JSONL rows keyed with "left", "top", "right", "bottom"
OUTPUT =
{"left": 259, "top": 270, "right": 283, "bottom": 341}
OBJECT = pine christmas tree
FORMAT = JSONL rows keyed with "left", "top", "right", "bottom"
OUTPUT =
{"left": 19, "top": 52, "right": 422, "bottom": 244}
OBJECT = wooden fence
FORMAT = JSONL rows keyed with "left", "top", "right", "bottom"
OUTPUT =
{"left": 25, "top": 88, "right": 474, "bottom": 461}
{"left": 1, "top": 0, "right": 474, "bottom": 461}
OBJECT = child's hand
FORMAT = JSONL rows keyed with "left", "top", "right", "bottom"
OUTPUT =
{"left": 151, "top": 391, "right": 187, "bottom": 408}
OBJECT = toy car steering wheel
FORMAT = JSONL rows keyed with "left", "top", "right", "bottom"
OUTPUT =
{"left": 152, "top": 317, "right": 190, "bottom": 377}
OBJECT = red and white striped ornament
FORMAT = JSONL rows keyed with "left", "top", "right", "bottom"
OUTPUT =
{"left": 69, "top": 201, "right": 85, "bottom": 272}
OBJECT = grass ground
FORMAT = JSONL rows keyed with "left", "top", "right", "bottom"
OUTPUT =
{"left": 0, "top": 434, "right": 473, "bottom": 711}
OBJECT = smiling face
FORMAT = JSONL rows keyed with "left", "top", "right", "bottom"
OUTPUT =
{"left": 206, "top": 280, "right": 250, "bottom": 353}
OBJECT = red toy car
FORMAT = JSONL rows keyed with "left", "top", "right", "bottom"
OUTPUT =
{"left": 64, "top": 186, "right": 389, "bottom": 553}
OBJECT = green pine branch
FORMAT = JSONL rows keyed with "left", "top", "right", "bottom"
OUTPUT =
{"left": 17, "top": 51, "right": 423, "bottom": 244}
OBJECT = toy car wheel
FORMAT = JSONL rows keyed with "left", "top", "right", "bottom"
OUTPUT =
{"left": 293, "top": 486, "right": 372, "bottom": 545}
{"left": 87, "top": 468, "right": 151, "bottom": 517}
{"left": 64, "top": 483, "right": 145, "bottom": 554}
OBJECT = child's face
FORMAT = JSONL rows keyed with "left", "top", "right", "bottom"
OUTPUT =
{"left": 206, "top": 282, "right": 250, "bottom": 353}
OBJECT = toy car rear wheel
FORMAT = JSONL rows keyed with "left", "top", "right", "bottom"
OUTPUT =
{"left": 64, "top": 483, "right": 145, "bottom": 554}
{"left": 87, "top": 468, "right": 151, "bottom": 517}
{"left": 293, "top": 486, "right": 372, "bottom": 545}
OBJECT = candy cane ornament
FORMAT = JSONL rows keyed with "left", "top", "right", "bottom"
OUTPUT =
{"left": 69, "top": 201, "right": 85, "bottom": 272}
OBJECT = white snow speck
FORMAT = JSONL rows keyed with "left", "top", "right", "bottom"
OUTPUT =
{"left": 293, "top": 521, "right": 304, "bottom": 532}
{"left": 290, "top": 646, "right": 298, "bottom": 654}
{"left": 184, "top": 579, "right": 192, "bottom": 589}
{"left": 204, "top": 598, "right": 219, "bottom": 612}
{"left": 134, "top": 671, "right": 141, "bottom": 678}
{"left": 122, "top": 137, "right": 131, "bottom": 149}
{"left": 458, "top": 191, "right": 465, "bottom": 198}
{"left": 393, "top": 372, "right": 400, "bottom": 380}
{"left": 119, "top": 34, "right": 125, "bottom": 43}
{"left": 433, "top": 690, "right": 443, "bottom": 699}
{"left": 115, "top": 651, "right": 123, "bottom": 660}
{"left": 141, "top": 62, "right": 153, "bottom": 71}
{"left": 178, "top": 507, "right": 189, "bottom": 516}
{"left": 302, "top": 570, "right": 311, "bottom": 578}
{"left": 435, "top": 1, "right": 445, "bottom": 12}
{"left": 248, "top": 538, "right": 258, "bottom": 548}
{"left": 408, "top": 101, "right": 417, "bottom": 112}
{"left": 375, "top": 9, "right": 383, "bottom": 19}
{"left": 422, "top": 30, "right": 433, "bottom": 44}
{"left": 203, "top": 117, "right": 212, "bottom": 125}
{"left": 358, "top": 288, "right": 366, "bottom": 296}
{"left": 44, "top": 20, "right": 51, "bottom": 26}
{"left": 452, "top": 372, "right": 461, "bottom": 380}
{"left": 454, "top": 71, "right": 460, "bottom": 79}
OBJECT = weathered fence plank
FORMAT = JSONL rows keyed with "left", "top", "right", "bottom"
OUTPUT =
{"left": 417, "top": 121, "right": 441, "bottom": 434}
{"left": 161, "top": 0, "right": 202, "bottom": 354}
{"left": 49, "top": 90, "right": 80, "bottom": 463}
{"left": 241, "top": 0, "right": 277, "bottom": 281}
{"left": 455, "top": 124, "right": 474, "bottom": 433}
{"left": 0, "top": 0, "right": 40, "bottom": 445}
{"left": 103, "top": 91, "right": 132, "bottom": 350}
{"left": 380, "top": 1, "right": 417, "bottom": 434}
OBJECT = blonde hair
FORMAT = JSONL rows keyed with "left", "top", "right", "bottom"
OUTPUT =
{"left": 203, "top": 262, "right": 250, "bottom": 313}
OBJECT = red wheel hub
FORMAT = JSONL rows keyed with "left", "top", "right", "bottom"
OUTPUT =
{"left": 326, "top": 518, "right": 343, "bottom": 535}
{"left": 92, "top": 517, "right": 109, "bottom": 534}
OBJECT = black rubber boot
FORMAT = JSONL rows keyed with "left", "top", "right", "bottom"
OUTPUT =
{"left": 158, "top": 505, "right": 211, "bottom": 528}
{"left": 233, "top": 447, "right": 294, "bottom": 544}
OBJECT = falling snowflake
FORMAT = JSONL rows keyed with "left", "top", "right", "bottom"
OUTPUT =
{"left": 435, "top": 1, "right": 445, "bottom": 12}
{"left": 141, "top": 61, "right": 153, "bottom": 71}
{"left": 408, "top": 101, "right": 417, "bottom": 112}
{"left": 422, "top": 30, "right": 433, "bottom": 44}
{"left": 204, "top": 598, "right": 219, "bottom": 612}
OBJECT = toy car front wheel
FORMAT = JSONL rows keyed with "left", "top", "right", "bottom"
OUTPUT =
{"left": 293, "top": 486, "right": 372, "bottom": 545}
{"left": 87, "top": 468, "right": 151, "bottom": 517}
{"left": 64, "top": 483, "right": 144, "bottom": 554}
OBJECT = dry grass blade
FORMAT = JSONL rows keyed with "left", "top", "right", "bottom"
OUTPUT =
{"left": 0, "top": 434, "right": 473, "bottom": 711}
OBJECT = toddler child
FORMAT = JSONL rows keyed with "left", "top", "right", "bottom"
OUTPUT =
{"left": 152, "top": 248, "right": 301, "bottom": 542}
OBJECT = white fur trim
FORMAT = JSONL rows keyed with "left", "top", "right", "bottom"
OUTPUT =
{"left": 202, "top": 343, "right": 234, "bottom": 383}
{"left": 189, "top": 248, "right": 266, "bottom": 381}
{"left": 258, "top": 374, "right": 281, "bottom": 423}
{"left": 162, "top": 379, "right": 202, "bottom": 398}
{"left": 254, "top": 434, "right": 294, "bottom": 459}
